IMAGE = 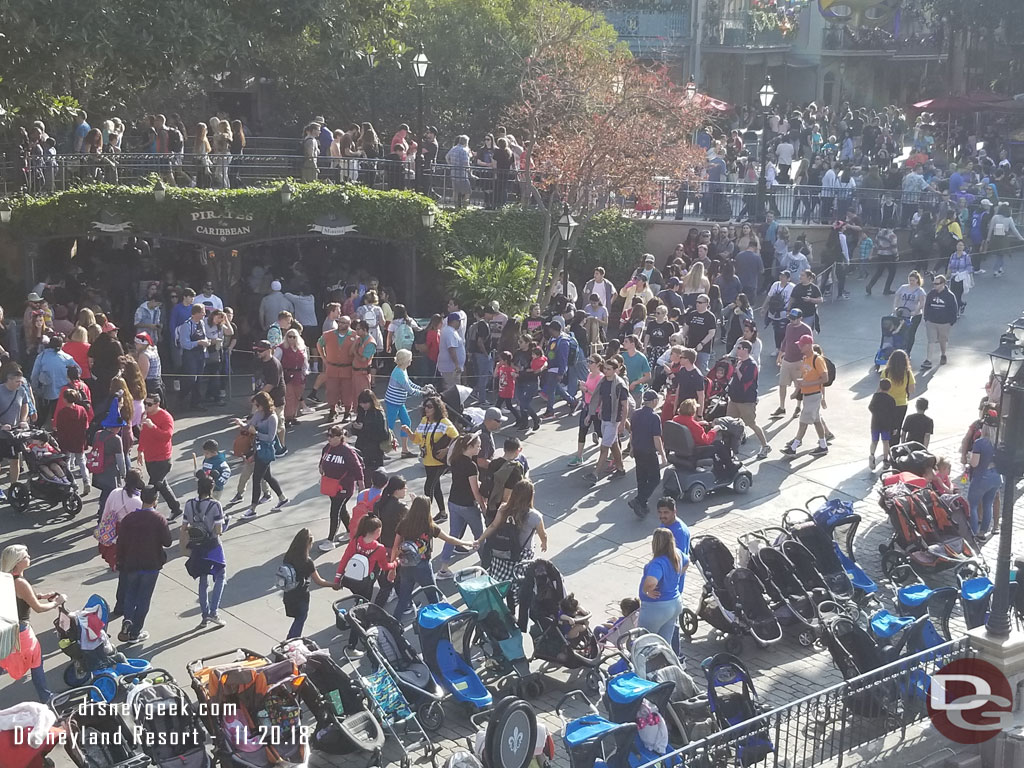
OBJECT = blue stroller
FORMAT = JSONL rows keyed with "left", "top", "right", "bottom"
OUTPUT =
{"left": 807, "top": 496, "right": 882, "bottom": 611}
{"left": 873, "top": 307, "right": 911, "bottom": 372}
{"left": 603, "top": 673, "right": 682, "bottom": 767}
{"left": 413, "top": 586, "right": 493, "bottom": 714}
{"left": 700, "top": 654, "right": 774, "bottom": 767}
{"left": 557, "top": 691, "right": 638, "bottom": 768}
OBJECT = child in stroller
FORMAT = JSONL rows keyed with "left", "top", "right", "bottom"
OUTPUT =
{"left": 558, "top": 593, "right": 592, "bottom": 644}
{"left": 27, "top": 433, "right": 72, "bottom": 484}
{"left": 703, "top": 359, "right": 734, "bottom": 420}
{"left": 6, "top": 427, "right": 83, "bottom": 516}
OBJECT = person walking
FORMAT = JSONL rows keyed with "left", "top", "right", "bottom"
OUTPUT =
{"left": 138, "top": 394, "right": 182, "bottom": 518}
{"left": 921, "top": 275, "right": 958, "bottom": 370}
{"left": 773, "top": 309, "right": 812, "bottom": 417}
{"left": 437, "top": 313, "right": 466, "bottom": 389}
{"left": 253, "top": 340, "right": 287, "bottom": 449}
{"left": 881, "top": 349, "right": 915, "bottom": 441}
{"left": 984, "top": 201, "right": 1024, "bottom": 278}
{"left": 541, "top": 322, "right": 578, "bottom": 417}
{"left": 350, "top": 320, "right": 376, "bottom": 398}
{"left": 385, "top": 349, "right": 425, "bottom": 458}
{"left": 116, "top": 485, "right": 172, "bottom": 644}
{"left": 351, "top": 389, "right": 389, "bottom": 483}
{"left": 435, "top": 434, "right": 488, "bottom": 579}
{"left": 780, "top": 335, "right": 830, "bottom": 457}
{"left": 280, "top": 528, "right": 335, "bottom": 639}
{"left": 236, "top": 392, "right": 289, "bottom": 519}
{"left": 369, "top": 476, "right": 409, "bottom": 607}
{"left": 318, "top": 424, "right": 365, "bottom": 552}
{"left": 30, "top": 334, "right": 78, "bottom": 427}
{"left": 582, "top": 358, "right": 629, "bottom": 485}
{"left": 893, "top": 270, "right": 927, "bottom": 355}
{"left": 280, "top": 329, "right": 308, "bottom": 427}
{"left": 54, "top": 388, "right": 91, "bottom": 495}
{"left": 476, "top": 479, "right": 547, "bottom": 612}
{"left": 727, "top": 340, "right": 771, "bottom": 458}
{"left": 0, "top": 545, "right": 63, "bottom": 701}
{"left": 180, "top": 475, "right": 227, "bottom": 629}
{"left": 628, "top": 389, "right": 667, "bottom": 518}
{"left": 318, "top": 316, "right": 357, "bottom": 422}
{"left": 402, "top": 394, "right": 458, "bottom": 523}
{"left": 637, "top": 529, "right": 683, "bottom": 644}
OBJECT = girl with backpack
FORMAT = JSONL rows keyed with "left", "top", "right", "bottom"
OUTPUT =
{"left": 335, "top": 516, "right": 398, "bottom": 652}
{"left": 391, "top": 497, "right": 475, "bottom": 618}
{"left": 476, "top": 479, "right": 548, "bottom": 611}
{"left": 280, "top": 528, "right": 334, "bottom": 640}
{"left": 179, "top": 474, "right": 227, "bottom": 629}
{"left": 387, "top": 304, "right": 420, "bottom": 355}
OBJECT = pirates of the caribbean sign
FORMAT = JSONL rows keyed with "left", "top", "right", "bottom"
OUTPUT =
{"left": 184, "top": 210, "right": 263, "bottom": 245}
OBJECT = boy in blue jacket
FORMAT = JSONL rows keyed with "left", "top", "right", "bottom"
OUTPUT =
{"left": 198, "top": 439, "right": 231, "bottom": 501}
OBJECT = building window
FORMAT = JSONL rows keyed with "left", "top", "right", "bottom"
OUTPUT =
{"left": 823, "top": 71, "right": 835, "bottom": 105}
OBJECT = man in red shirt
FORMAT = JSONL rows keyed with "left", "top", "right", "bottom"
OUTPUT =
{"left": 54, "top": 389, "right": 90, "bottom": 496}
{"left": 138, "top": 395, "right": 181, "bottom": 518}
{"left": 773, "top": 309, "right": 813, "bottom": 417}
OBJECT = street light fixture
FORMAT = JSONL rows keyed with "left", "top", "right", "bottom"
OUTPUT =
{"left": 280, "top": 181, "right": 294, "bottom": 204}
{"left": 421, "top": 208, "right": 436, "bottom": 228}
{"left": 412, "top": 44, "right": 430, "bottom": 194}
{"left": 557, "top": 203, "right": 578, "bottom": 297}
{"left": 0, "top": 201, "right": 11, "bottom": 224}
{"left": 1009, "top": 316, "right": 1024, "bottom": 345}
{"left": 985, "top": 336, "right": 1024, "bottom": 637}
{"left": 685, "top": 75, "right": 697, "bottom": 101}
{"left": 153, "top": 179, "right": 166, "bottom": 203}
{"left": 756, "top": 75, "right": 776, "bottom": 223}
{"left": 366, "top": 50, "right": 376, "bottom": 69}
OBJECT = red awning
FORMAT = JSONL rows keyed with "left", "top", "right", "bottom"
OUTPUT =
{"left": 694, "top": 91, "right": 732, "bottom": 113}
{"left": 912, "top": 92, "right": 1007, "bottom": 112}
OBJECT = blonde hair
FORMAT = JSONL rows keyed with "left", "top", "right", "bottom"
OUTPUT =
{"left": 681, "top": 262, "right": 706, "bottom": 293}
{"left": 395, "top": 349, "right": 413, "bottom": 367}
{"left": 69, "top": 326, "right": 88, "bottom": 343}
{"left": 1, "top": 545, "right": 29, "bottom": 574}
{"left": 651, "top": 529, "right": 681, "bottom": 573}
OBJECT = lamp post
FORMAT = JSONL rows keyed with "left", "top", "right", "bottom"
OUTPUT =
{"left": 280, "top": 181, "right": 294, "bottom": 204}
{"left": 412, "top": 45, "right": 430, "bottom": 194}
{"left": 986, "top": 334, "right": 1024, "bottom": 637}
{"left": 556, "top": 203, "right": 578, "bottom": 297}
{"left": 153, "top": 179, "right": 166, "bottom": 203}
{"left": 421, "top": 207, "right": 436, "bottom": 228}
{"left": 685, "top": 75, "right": 697, "bottom": 101}
{"left": 0, "top": 201, "right": 11, "bottom": 224}
{"left": 756, "top": 75, "right": 775, "bottom": 223}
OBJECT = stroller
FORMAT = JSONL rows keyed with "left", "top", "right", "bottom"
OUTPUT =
{"left": 186, "top": 649, "right": 308, "bottom": 768}
{"left": 412, "top": 587, "right": 493, "bottom": 713}
{"left": 54, "top": 594, "right": 150, "bottom": 701}
{"left": 556, "top": 691, "right": 639, "bottom": 768}
{"left": 617, "top": 630, "right": 714, "bottom": 744}
{"left": 681, "top": 535, "right": 782, "bottom": 653}
{"left": 877, "top": 480, "right": 977, "bottom": 578}
{"left": 700, "top": 654, "right": 774, "bottom": 767}
{"left": 457, "top": 696, "right": 555, "bottom": 768}
{"left": 345, "top": 601, "right": 447, "bottom": 730}
{"left": 518, "top": 560, "right": 605, "bottom": 695}
{"left": 781, "top": 509, "right": 856, "bottom": 602}
{"left": 119, "top": 669, "right": 211, "bottom": 768}
{"left": 737, "top": 531, "right": 819, "bottom": 647}
{"left": 806, "top": 497, "right": 882, "bottom": 611}
{"left": 271, "top": 637, "right": 385, "bottom": 758}
{"left": 441, "top": 384, "right": 485, "bottom": 432}
{"left": 49, "top": 686, "right": 150, "bottom": 768}
{"left": 604, "top": 673, "right": 682, "bottom": 765}
{"left": 6, "top": 427, "right": 83, "bottom": 517}
{"left": 456, "top": 567, "right": 538, "bottom": 696}
{"left": 873, "top": 307, "right": 910, "bottom": 372}
{"left": 703, "top": 358, "right": 735, "bottom": 420}
{"left": 819, "top": 612, "right": 907, "bottom": 719}
{"left": 0, "top": 701, "right": 64, "bottom": 768}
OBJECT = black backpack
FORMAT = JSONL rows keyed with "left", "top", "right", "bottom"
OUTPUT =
{"left": 767, "top": 289, "right": 786, "bottom": 315}
{"left": 489, "top": 515, "right": 523, "bottom": 562}
{"left": 818, "top": 354, "right": 837, "bottom": 387}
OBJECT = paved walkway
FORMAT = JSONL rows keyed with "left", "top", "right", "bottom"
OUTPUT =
{"left": 2, "top": 264, "right": 1021, "bottom": 768}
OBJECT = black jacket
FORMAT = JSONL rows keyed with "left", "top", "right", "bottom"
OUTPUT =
{"left": 923, "top": 288, "right": 958, "bottom": 325}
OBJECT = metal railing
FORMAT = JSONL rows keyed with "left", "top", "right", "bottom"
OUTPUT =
{"left": 640, "top": 636, "right": 972, "bottom": 768}
{"left": 702, "top": 13, "right": 796, "bottom": 48}
{"left": 822, "top": 26, "right": 943, "bottom": 55}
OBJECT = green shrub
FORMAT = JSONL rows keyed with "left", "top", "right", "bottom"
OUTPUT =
{"left": 571, "top": 209, "right": 645, "bottom": 287}
{"left": 445, "top": 246, "right": 538, "bottom": 315}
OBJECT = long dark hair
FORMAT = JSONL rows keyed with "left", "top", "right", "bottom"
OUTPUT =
{"left": 284, "top": 528, "right": 312, "bottom": 566}
{"left": 884, "top": 348, "right": 909, "bottom": 386}
{"left": 422, "top": 395, "right": 447, "bottom": 423}
{"left": 123, "top": 469, "right": 144, "bottom": 495}
{"left": 376, "top": 475, "right": 407, "bottom": 509}
{"left": 396, "top": 496, "right": 436, "bottom": 541}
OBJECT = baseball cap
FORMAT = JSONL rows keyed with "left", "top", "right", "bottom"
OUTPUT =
{"left": 780, "top": 269, "right": 792, "bottom": 278}
{"left": 484, "top": 407, "right": 506, "bottom": 423}
{"left": 446, "top": 312, "right": 461, "bottom": 323}
{"left": 270, "top": 280, "right": 282, "bottom": 291}
{"left": 101, "top": 321, "right": 118, "bottom": 333}
{"left": 252, "top": 340, "right": 273, "bottom": 351}
{"left": 642, "top": 389, "right": 659, "bottom": 403}
{"left": 643, "top": 254, "right": 655, "bottom": 263}
{"left": 135, "top": 332, "right": 153, "bottom": 346}
{"left": 788, "top": 308, "right": 803, "bottom": 318}
{"left": 981, "top": 199, "right": 993, "bottom": 208}
{"left": 666, "top": 276, "right": 681, "bottom": 287}
{"left": 797, "top": 334, "right": 814, "bottom": 346}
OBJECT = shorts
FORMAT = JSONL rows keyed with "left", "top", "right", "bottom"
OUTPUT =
{"left": 799, "top": 392, "right": 822, "bottom": 425}
{"left": 926, "top": 321, "right": 951, "bottom": 347}
{"left": 600, "top": 420, "right": 621, "bottom": 448}
{"left": 871, "top": 430, "right": 891, "bottom": 442}
{"left": 386, "top": 402, "right": 412, "bottom": 432}
{"left": 726, "top": 400, "right": 757, "bottom": 427}
{"left": 779, "top": 359, "right": 803, "bottom": 390}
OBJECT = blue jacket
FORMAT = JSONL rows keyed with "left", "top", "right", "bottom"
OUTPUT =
{"left": 199, "top": 451, "right": 231, "bottom": 491}
{"left": 546, "top": 334, "right": 571, "bottom": 375}
{"left": 31, "top": 349, "right": 78, "bottom": 400}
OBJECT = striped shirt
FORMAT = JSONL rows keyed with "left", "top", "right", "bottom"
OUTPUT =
{"left": 385, "top": 367, "right": 424, "bottom": 406}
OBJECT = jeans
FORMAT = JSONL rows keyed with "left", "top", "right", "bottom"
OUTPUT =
{"left": 440, "top": 502, "right": 483, "bottom": 562}
{"left": 696, "top": 352, "right": 711, "bottom": 372}
{"left": 634, "top": 451, "right": 661, "bottom": 506}
{"left": 638, "top": 597, "right": 682, "bottom": 644}
{"left": 968, "top": 469, "right": 1002, "bottom": 535}
{"left": 181, "top": 348, "right": 206, "bottom": 405}
{"left": 542, "top": 370, "right": 574, "bottom": 413}
{"left": 199, "top": 568, "right": 225, "bottom": 619}
{"left": 394, "top": 560, "right": 436, "bottom": 618}
{"left": 30, "top": 662, "right": 51, "bottom": 702}
{"left": 866, "top": 261, "right": 896, "bottom": 294}
{"left": 121, "top": 569, "right": 160, "bottom": 637}
{"left": 517, "top": 381, "right": 541, "bottom": 427}
{"left": 905, "top": 315, "right": 922, "bottom": 355}
{"left": 470, "top": 352, "right": 491, "bottom": 403}
{"left": 146, "top": 460, "right": 180, "bottom": 515}
{"left": 567, "top": 356, "right": 589, "bottom": 400}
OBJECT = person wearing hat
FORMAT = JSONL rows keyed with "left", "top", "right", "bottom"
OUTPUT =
{"left": 618, "top": 274, "right": 653, "bottom": 319}
{"left": 134, "top": 282, "right": 163, "bottom": 344}
{"left": 176, "top": 304, "right": 211, "bottom": 411}
{"left": 773, "top": 308, "right": 812, "bottom": 417}
{"left": 763, "top": 269, "right": 795, "bottom": 354}
{"left": 318, "top": 315, "right": 357, "bottom": 422}
{"left": 23, "top": 291, "right": 52, "bottom": 333}
{"left": 780, "top": 335, "right": 829, "bottom": 457}
{"left": 253, "top": 340, "right": 287, "bottom": 447}
{"left": 437, "top": 313, "right": 466, "bottom": 389}
{"left": 628, "top": 388, "right": 667, "bottom": 517}
{"left": 633, "top": 254, "right": 664, "bottom": 296}
{"left": 134, "top": 332, "right": 164, "bottom": 405}
{"left": 259, "top": 280, "right": 294, "bottom": 335}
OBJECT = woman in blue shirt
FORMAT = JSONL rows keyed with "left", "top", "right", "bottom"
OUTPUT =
{"left": 968, "top": 421, "right": 1002, "bottom": 540}
{"left": 637, "top": 528, "right": 683, "bottom": 643}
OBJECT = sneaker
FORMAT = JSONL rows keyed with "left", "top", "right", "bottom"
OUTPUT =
{"left": 197, "top": 617, "right": 209, "bottom": 629}
{"left": 940, "top": 355, "right": 948, "bottom": 365}
{"left": 307, "top": 391, "right": 321, "bottom": 403}
{"left": 568, "top": 456, "right": 583, "bottom": 467}
{"left": 435, "top": 568, "right": 454, "bottom": 580}
{"left": 781, "top": 442, "right": 798, "bottom": 456}
{"left": 756, "top": 445, "right": 772, "bottom": 459}
{"left": 582, "top": 472, "right": 599, "bottom": 485}
{"left": 825, "top": 432, "right": 836, "bottom": 442}
{"left": 591, "top": 433, "right": 599, "bottom": 445}
{"left": 241, "top": 508, "right": 258, "bottom": 519}
{"left": 272, "top": 497, "right": 290, "bottom": 511}
{"left": 994, "top": 268, "right": 1005, "bottom": 277}
{"left": 793, "top": 405, "right": 801, "bottom": 415}
{"left": 318, "top": 540, "right": 335, "bottom": 552}
{"left": 346, "top": 648, "right": 365, "bottom": 659}
{"left": 869, "top": 455, "right": 876, "bottom": 470}
{"left": 433, "top": 512, "right": 448, "bottom": 524}
{"left": 610, "top": 468, "right": 626, "bottom": 479}
{"left": 169, "top": 507, "right": 183, "bottom": 520}
{"left": 275, "top": 446, "right": 288, "bottom": 458}
{"left": 0, "top": 488, "right": 7, "bottom": 502}
{"left": 127, "top": 631, "right": 150, "bottom": 644}
{"left": 810, "top": 445, "right": 829, "bottom": 456}
{"left": 259, "top": 493, "right": 272, "bottom": 504}
{"left": 921, "top": 360, "right": 932, "bottom": 370}
{"left": 629, "top": 498, "right": 649, "bottom": 518}
{"left": 208, "top": 615, "right": 226, "bottom": 628}
{"left": 117, "top": 623, "right": 133, "bottom": 643}
{"left": 222, "top": 516, "right": 230, "bottom": 532}
{"left": 400, "top": 451, "right": 417, "bottom": 459}
{"left": 771, "top": 408, "right": 786, "bottom": 418}
{"left": 227, "top": 494, "right": 243, "bottom": 505}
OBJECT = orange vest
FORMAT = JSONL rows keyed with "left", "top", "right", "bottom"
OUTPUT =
{"left": 324, "top": 330, "right": 355, "bottom": 377}
{"left": 352, "top": 335, "right": 375, "bottom": 371}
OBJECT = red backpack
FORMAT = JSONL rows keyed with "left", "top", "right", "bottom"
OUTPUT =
{"left": 86, "top": 431, "right": 110, "bottom": 475}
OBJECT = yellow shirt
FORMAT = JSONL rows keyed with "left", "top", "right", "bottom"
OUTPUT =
{"left": 411, "top": 418, "right": 459, "bottom": 467}
{"left": 799, "top": 353, "right": 828, "bottom": 395}
{"left": 883, "top": 370, "right": 914, "bottom": 407}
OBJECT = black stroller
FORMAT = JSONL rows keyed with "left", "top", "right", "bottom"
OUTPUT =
{"left": 781, "top": 509, "right": 856, "bottom": 602}
{"left": 271, "top": 637, "right": 385, "bottom": 757}
{"left": 518, "top": 559, "right": 605, "bottom": 695}
{"left": 119, "top": 668, "right": 211, "bottom": 768}
{"left": 873, "top": 307, "right": 911, "bottom": 372}
{"left": 737, "top": 531, "right": 819, "bottom": 647}
{"left": 680, "top": 535, "right": 782, "bottom": 653}
{"left": 6, "top": 426, "right": 83, "bottom": 517}
{"left": 819, "top": 612, "right": 905, "bottom": 719}
{"left": 49, "top": 685, "right": 150, "bottom": 768}
{"left": 701, "top": 654, "right": 774, "bottom": 767}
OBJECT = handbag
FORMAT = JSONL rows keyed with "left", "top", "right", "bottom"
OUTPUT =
{"left": 232, "top": 430, "right": 255, "bottom": 458}
{"left": 255, "top": 439, "right": 276, "bottom": 464}
{"left": 320, "top": 476, "right": 342, "bottom": 497}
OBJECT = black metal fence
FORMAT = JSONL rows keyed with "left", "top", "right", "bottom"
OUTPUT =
{"left": 639, "top": 637, "right": 973, "bottom": 768}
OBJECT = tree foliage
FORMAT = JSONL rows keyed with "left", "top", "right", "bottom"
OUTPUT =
{"left": 445, "top": 246, "right": 538, "bottom": 315}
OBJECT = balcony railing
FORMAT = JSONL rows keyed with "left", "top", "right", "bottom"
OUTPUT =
{"left": 703, "top": 13, "right": 795, "bottom": 49}
{"left": 822, "top": 25, "right": 944, "bottom": 56}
